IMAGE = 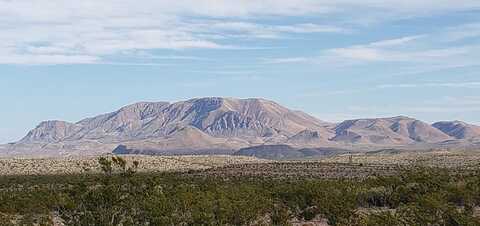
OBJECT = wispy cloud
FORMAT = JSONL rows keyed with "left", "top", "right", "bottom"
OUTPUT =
{"left": 94, "top": 62, "right": 175, "bottom": 67}
{"left": 318, "top": 22, "right": 480, "bottom": 69}
{"left": 0, "top": 0, "right": 478, "bottom": 65}
{"left": 123, "top": 51, "right": 211, "bottom": 61}
{"left": 369, "top": 35, "right": 424, "bottom": 47}
{"left": 0, "top": 54, "right": 99, "bottom": 65}
{"left": 0, "top": 0, "right": 347, "bottom": 65}
{"left": 327, "top": 36, "right": 473, "bottom": 62}
{"left": 377, "top": 82, "right": 480, "bottom": 89}
{"left": 299, "top": 81, "right": 480, "bottom": 99}
{"left": 261, "top": 57, "right": 310, "bottom": 64}
{"left": 184, "top": 21, "right": 347, "bottom": 39}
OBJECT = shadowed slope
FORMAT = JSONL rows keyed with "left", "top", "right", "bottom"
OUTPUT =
{"left": 433, "top": 121, "right": 480, "bottom": 140}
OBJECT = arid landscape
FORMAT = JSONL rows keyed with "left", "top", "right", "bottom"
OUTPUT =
{"left": 2, "top": 1, "right": 480, "bottom": 225}
{"left": 0, "top": 155, "right": 269, "bottom": 176}
{"left": 1, "top": 97, "right": 479, "bottom": 225}
{"left": 2, "top": 151, "right": 480, "bottom": 226}
{"left": 2, "top": 150, "right": 480, "bottom": 177}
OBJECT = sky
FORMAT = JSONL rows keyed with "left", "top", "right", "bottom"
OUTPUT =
{"left": 1, "top": 0, "right": 480, "bottom": 143}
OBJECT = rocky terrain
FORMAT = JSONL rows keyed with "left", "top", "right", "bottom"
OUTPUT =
{"left": 1, "top": 97, "right": 479, "bottom": 157}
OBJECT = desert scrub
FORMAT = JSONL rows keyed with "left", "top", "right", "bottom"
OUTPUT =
{"left": 1, "top": 157, "right": 480, "bottom": 225}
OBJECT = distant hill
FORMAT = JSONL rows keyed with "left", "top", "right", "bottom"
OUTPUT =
{"left": 331, "top": 116, "right": 451, "bottom": 145}
{"left": 1, "top": 97, "right": 479, "bottom": 157}
{"left": 234, "top": 145, "right": 301, "bottom": 159}
{"left": 234, "top": 144, "right": 350, "bottom": 160}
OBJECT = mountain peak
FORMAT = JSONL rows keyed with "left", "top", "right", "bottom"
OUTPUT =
{"left": 390, "top": 115, "right": 414, "bottom": 120}
{"left": 19, "top": 120, "right": 80, "bottom": 143}
{"left": 119, "top": 101, "right": 170, "bottom": 110}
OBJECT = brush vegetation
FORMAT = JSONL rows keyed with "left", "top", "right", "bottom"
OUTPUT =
{"left": 1, "top": 156, "right": 480, "bottom": 225}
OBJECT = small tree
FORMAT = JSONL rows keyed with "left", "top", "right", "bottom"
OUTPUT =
{"left": 98, "top": 156, "right": 113, "bottom": 175}
{"left": 98, "top": 156, "right": 138, "bottom": 176}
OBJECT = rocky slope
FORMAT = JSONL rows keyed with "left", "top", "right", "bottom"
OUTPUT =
{"left": 432, "top": 121, "right": 480, "bottom": 140}
{"left": 1, "top": 97, "right": 479, "bottom": 157}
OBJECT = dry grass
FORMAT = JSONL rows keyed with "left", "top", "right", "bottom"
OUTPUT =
{"left": 181, "top": 150, "right": 480, "bottom": 179}
{"left": 0, "top": 155, "right": 270, "bottom": 176}
{"left": 320, "top": 150, "right": 480, "bottom": 169}
{"left": 185, "top": 161, "right": 402, "bottom": 179}
{"left": 2, "top": 150, "right": 480, "bottom": 176}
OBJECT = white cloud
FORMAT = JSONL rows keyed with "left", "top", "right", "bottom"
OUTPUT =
{"left": 369, "top": 35, "right": 424, "bottom": 47}
{"left": 262, "top": 57, "right": 310, "bottom": 64}
{"left": 329, "top": 47, "right": 385, "bottom": 61}
{"left": 323, "top": 28, "right": 480, "bottom": 67}
{"left": 0, "top": 54, "right": 99, "bottom": 65}
{"left": 0, "top": 0, "right": 347, "bottom": 64}
{"left": 193, "top": 22, "right": 346, "bottom": 39}
{"left": 121, "top": 51, "right": 211, "bottom": 61}
{"left": 0, "top": 0, "right": 479, "bottom": 64}
{"left": 328, "top": 35, "right": 449, "bottom": 62}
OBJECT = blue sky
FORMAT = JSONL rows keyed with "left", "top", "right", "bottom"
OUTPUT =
{"left": 1, "top": 0, "right": 480, "bottom": 143}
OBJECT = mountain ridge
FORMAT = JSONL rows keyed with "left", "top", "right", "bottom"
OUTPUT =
{"left": 2, "top": 97, "right": 479, "bottom": 157}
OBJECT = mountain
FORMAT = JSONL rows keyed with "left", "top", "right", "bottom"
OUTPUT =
{"left": 331, "top": 116, "right": 451, "bottom": 145}
{"left": 2, "top": 97, "right": 479, "bottom": 157}
{"left": 432, "top": 121, "right": 480, "bottom": 140}
{"left": 6, "top": 97, "right": 333, "bottom": 156}
{"left": 20, "top": 98, "right": 332, "bottom": 142}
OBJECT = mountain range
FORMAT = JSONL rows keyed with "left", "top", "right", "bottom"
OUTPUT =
{"left": 1, "top": 97, "right": 479, "bottom": 157}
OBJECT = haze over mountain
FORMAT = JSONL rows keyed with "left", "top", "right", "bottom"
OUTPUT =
{"left": 1, "top": 97, "right": 479, "bottom": 157}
